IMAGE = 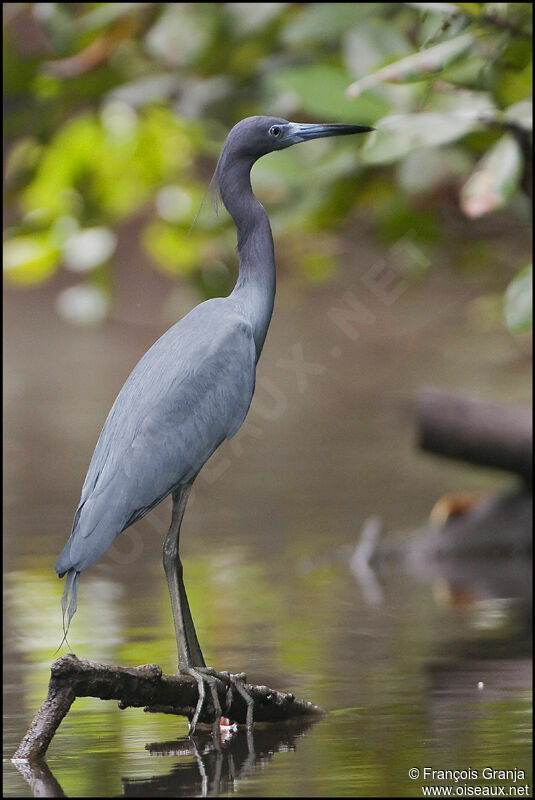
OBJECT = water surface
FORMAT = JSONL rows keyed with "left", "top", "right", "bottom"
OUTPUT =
{"left": 4, "top": 247, "right": 532, "bottom": 796}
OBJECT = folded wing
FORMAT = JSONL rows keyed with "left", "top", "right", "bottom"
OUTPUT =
{"left": 55, "top": 298, "right": 256, "bottom": 575}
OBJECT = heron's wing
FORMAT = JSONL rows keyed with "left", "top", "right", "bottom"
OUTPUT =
{"left": 59, "top": 300, "right": 256, "bottom": 572}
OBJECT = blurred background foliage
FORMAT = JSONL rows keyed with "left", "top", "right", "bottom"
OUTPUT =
{"left": 3, "top": 2, "right": 532, "bottom": 333}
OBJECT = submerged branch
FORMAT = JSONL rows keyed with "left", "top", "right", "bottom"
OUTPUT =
{"left": 13, "top": 654, "right": 325, "bottom": 762}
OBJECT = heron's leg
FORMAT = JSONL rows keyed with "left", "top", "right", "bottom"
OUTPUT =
{"left": 163, "top": 485, "right": 206, "bottom": 670}
{"left": 163, "top": 487, "right": 224, "bottom": 732}
{"left": 163, "top": 486, "right": 255, "bottom": 733}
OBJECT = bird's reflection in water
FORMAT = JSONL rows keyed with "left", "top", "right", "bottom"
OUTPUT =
{"left": 14, "top": 717, "right": 320, "bottom": 798}
{"left": 123, "top": 718, "right": 319, "bottom": 798}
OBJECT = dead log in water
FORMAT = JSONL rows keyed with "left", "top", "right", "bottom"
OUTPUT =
{"left": 417, "top": 388, "right": 532, "bottom": 481}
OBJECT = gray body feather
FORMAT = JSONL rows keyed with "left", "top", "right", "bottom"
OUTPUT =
{"left": 55, "top": 298, "right": 256, "bottom": 577}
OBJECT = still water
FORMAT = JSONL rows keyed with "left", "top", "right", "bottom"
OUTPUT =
{"left": 3, "top": 249, "right": 532, "bottom": 797}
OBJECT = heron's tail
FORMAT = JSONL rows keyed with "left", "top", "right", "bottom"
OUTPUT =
{"left": 59, "top": 568, "right": 80, "bottom": 645}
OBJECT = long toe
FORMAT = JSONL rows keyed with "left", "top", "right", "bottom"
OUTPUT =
{"left": 229, "top": 672, "right": 254, "bottom": 730}
{"left": 185, "top": 667, "right": 254, "bottom": 731}
{"left": 186, "top": 667, "right": 223, "bottom": 734}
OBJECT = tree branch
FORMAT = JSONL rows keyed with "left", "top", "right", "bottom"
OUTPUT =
{"left": 13, "top": 654, "right": 325, "bottom": 762}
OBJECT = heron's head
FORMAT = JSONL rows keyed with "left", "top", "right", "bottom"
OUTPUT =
{"left": 212, "top": 115, "right": 373, "bottom": 214}
{"left": 220, "top": 115, "right": 374, "bottom": 162}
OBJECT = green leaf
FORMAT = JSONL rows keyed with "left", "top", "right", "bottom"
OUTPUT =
{"left": 76, "top": 3, "right": 152, "bottom": 33}
{"left": 452, "top": 3, "right": 482, "bottom": 16}
{"left": 20, "top": 108, "right": 194, "bottom": 222}
{"left": 460, "top": 134, "right": 523, "bottom": 218}
{"left": 398, "top": 146, "right": 472, "bottom": 195}
{"left": 343, "top": 20, "right": 411, "bottom": 80}
{"left": 504, "top": 264, "right": 532, "bottom": 333}
{"left": 4, "top": 138, "right": 43, "bottom": 186}
{"left": 143, "top": 221, "right": 199, "bottom": 276}
{"left": 3, "top": 233, "right": 60, "bottom": 285}
{"left": 266, "top": 64, "right": 388, "bottom": 124}
{"left": 281, "top": 3, "right": 377, "bottom": 46}
{"left": 493, "top": 44, "right": 533, "bottom": 108}
{"left": 225, "top": 3, "right": 289, "bottom": 36}
{"left": 346, "top": 32, "right": 474, "bottom": 97}
{"left": 503, "top": 98, "right": 532, "bottom": 131}
{"left": 406, "top": 3, "right": 459, "bottom": 14}
{"left": 361, "top": 111, "right": 482, "bottom": 165}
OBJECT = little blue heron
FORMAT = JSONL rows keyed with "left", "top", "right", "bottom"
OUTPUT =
{"left": 55, "top": 116, "right": 372, "bottom": 730}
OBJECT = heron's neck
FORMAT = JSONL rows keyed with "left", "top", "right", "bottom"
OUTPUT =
{"left": 221, "top": 158, "right": 276, "bottom": 360}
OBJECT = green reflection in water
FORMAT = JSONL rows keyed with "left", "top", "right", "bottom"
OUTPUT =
{"left": 4, "top": 541, "right": 532, "bottom": 797}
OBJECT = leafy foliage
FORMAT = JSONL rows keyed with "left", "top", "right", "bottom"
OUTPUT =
{"left": 504, "top": 263, "right": 532, "bottom": 333}
{"left": 3, "top": 2, "right": 532, "bottom": 332}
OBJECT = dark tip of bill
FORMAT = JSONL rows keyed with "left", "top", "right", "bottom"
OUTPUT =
{"left": 332, "top": 124, "right": 375, "bottom": 135}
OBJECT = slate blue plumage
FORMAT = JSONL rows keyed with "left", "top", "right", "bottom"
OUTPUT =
{"left": 56, "top": 301, "right": 256, "bottom": 573}
{"left": 55, "top": 116, "right": 373, "bottom": 670}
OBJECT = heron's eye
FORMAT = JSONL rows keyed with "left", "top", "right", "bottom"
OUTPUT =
{"left": 269, "top": 125, "right": 282, "bottom": 138}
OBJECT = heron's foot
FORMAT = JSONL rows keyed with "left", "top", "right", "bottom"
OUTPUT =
{"left": 222, "top": 670, "right": 254, "bottom": 731}
{"left": 185, "top": 667, "right": 254, "bottom": 735}
{"left": 186, "top": 667, "right": 221, "bottom": 735}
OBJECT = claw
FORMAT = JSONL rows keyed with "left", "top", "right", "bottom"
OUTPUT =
{"left": 185, "top": 667, "right": 254, "bottom": 733}
{"left": 230, "top": 672, "right": 254, "bottom": 730}
{"left": 186, "top": 667, "right": 222, "bottom": 734}
{"left": 186, "top": 667, "right": 206, "bottom": 734}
